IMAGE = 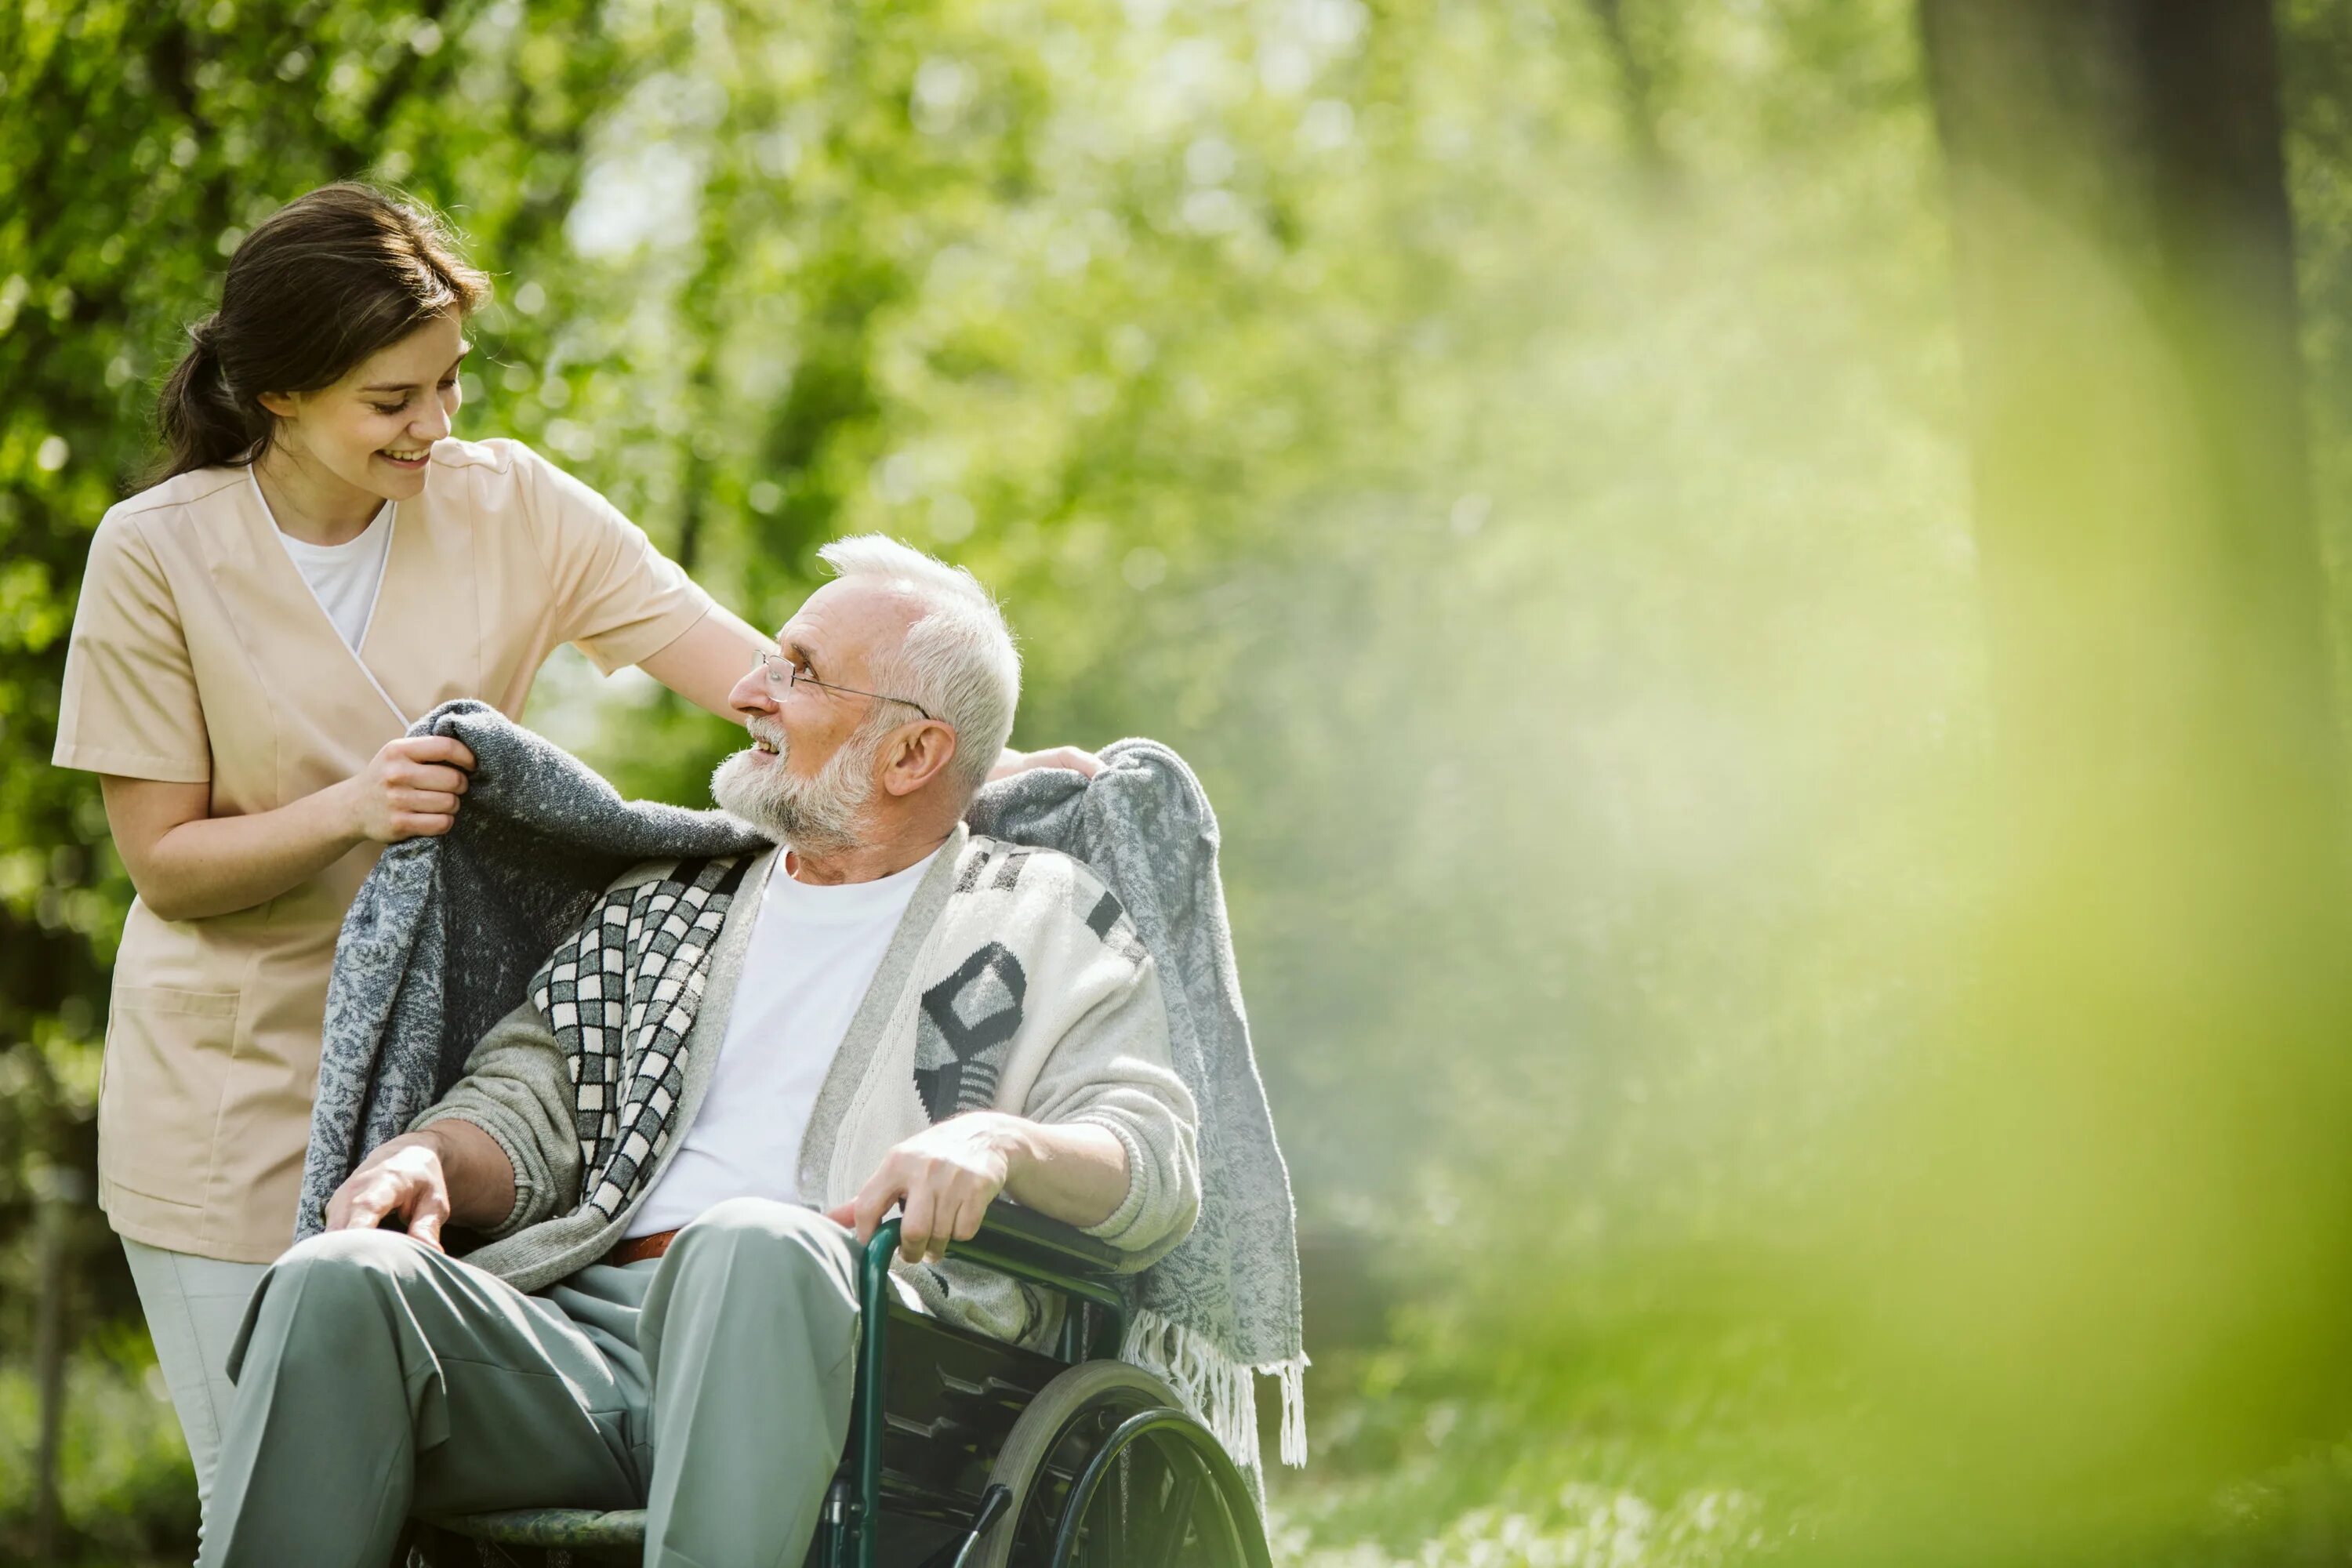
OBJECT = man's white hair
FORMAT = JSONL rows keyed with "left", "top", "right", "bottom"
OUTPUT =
{"left": 818, "top": 534, "right": 1021, "bottom": 797}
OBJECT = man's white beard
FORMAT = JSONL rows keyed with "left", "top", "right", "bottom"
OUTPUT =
{"left": 711, "top": 723, "right": 877, "bottom": 854}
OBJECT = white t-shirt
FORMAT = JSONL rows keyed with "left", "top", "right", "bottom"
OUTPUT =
{"left": 626, "top": 847, "right": 941, "bottom": 1238}
{"left": 277, "top": 501, "right": 394, "bottom": 652}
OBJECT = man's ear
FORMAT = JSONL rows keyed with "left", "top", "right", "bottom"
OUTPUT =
{"left": 880, "top": 721, "right": 960, "bottom": 798}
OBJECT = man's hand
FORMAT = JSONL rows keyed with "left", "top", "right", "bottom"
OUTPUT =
{"left": 325, "top": 1131, "right": 456, "bottom": 1249}
{"left": 990, "top": 746, "right": 1102, "bottom": 782}
{"left": 826, "top": 1113, "right": 1024, "bottom": 1265}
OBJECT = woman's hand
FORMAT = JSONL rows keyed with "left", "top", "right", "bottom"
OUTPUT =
{"left": 991, "top": 745, "right": 1102, "bottom": 782}
{"left": 344, "top": 735, "right": 476, "bottom": 843}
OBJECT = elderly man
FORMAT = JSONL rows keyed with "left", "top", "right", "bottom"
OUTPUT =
{"left": 198, "top": 536, "right": 1200, "bottom": 1568}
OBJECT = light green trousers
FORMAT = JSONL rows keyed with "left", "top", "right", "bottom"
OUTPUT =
{"left": 197, "top": 1196, "right": 863, "bottom": 1568}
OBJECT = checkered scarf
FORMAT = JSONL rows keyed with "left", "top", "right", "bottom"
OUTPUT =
{"left": 531, "top": 855, "right": 753, "bottom": 1221}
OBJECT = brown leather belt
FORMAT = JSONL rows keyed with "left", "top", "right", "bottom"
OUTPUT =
{"left": 605, "top": 1229, "right": 682, "bottom": 1267}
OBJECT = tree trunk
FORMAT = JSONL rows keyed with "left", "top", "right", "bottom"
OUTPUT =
{"left": 1887, "top": 0, "right": 2352, "bottom": 1548}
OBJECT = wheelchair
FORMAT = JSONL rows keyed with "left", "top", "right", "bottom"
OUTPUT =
{"left": 408, "top": 1204, "right": 1274, "bottom": 1567}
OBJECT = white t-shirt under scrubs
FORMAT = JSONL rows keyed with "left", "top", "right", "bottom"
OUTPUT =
{"left": 276, "top": 496, "right": 394, "bottom": 651}
{"left": 626, "top": 847, "right": 941, "bottom": 1237}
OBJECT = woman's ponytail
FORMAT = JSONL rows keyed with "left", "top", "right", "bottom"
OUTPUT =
{"left": 154, "top": 315, "right": 270, "bottom": 481}
{"left": 146, "top": 184, "right": 490, "bottom": 486}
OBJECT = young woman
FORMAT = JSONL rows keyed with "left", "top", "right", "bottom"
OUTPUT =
{"left": 49, "top": 183, "right": 1088, "bottom": 1524}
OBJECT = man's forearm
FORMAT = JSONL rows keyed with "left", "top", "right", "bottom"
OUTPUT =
{"left": 416, "top": 1120, "right": 518, "bottom": 1232}
{"left": 997, "top": 1117, "right": 1128, "bottom": 1230}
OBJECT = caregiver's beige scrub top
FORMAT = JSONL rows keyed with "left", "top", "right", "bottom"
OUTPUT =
{"left": 53, "top": 437, "right": 716, "bottom": 1261}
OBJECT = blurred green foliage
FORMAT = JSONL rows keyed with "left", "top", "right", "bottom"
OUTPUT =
{"left": 13, "top": 0, "right": 2352, "bottom": 1563}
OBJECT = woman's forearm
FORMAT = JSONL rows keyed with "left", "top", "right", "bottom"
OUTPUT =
{"left": 105, "top": 735, "right": 471, "bottom": 922}
{"left": 638, "top": 607, "right": 771, "bottom": 717}
{"left": 105, "top": 774, "right": 366, "bottom": 922}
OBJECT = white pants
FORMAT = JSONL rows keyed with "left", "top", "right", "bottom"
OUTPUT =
{"left": 121, "top": 1237, "right": 270, "bottom": 1534}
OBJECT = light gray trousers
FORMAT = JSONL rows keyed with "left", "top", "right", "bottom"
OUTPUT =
{"left": 196, "top": 1196, "right": 863, "bottom": 1568}
{"left": 119, "top": 1237, "right": 269, "bottom": 1534}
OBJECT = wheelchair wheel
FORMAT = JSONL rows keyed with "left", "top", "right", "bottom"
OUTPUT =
{"left": 967, "top": 1360, "right": 1272, "bottom": 1568}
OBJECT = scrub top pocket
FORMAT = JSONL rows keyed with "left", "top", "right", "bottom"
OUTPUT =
{"left": 100, "top": 985, "right": 243, "bottom": 1204}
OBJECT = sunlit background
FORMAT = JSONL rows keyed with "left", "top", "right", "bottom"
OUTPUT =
{"left": 13, "top": 1, "right": 2352, "bottom": 1563}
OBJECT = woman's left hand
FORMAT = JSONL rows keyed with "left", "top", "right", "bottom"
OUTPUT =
{"left": 991, "top": 745, "right": 1102, "bottom": 782}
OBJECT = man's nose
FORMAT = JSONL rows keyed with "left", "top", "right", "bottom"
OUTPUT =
{"left": 729, "top": 665, "right": 774, "bottom": 715}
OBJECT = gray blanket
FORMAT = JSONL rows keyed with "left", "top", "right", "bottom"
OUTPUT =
{"left": 299, "top": 699, "right": 1307, "bottom": 1468}
{"left": 971, "top": 739, "right": 1308, "bottom": 1465}
{"left": 299, "top": 700, "right": 767, "bottom": 1224}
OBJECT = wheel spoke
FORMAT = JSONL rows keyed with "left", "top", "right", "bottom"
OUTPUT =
{"left": 1146, "top": 1448, "right": 1203, "bottom": 1568}
{"left": 982, "top": 1363, "right": 1269, "bottom": 1568}
{"left": 1196, "top": 1455, "right": 1247, "bottom": 1564}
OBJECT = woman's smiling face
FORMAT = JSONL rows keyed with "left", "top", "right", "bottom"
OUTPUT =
{"left": 259, "top": 311, "right": 469, "bottom": 502}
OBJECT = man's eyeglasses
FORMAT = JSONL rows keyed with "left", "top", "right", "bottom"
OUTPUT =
{"left": 757, "top": 651, "right": 938, "bottom": 723}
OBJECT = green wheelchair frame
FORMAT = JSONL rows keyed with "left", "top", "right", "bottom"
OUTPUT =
{"left": 419, "top": 1203, "right": 1272, "bottom": 1568}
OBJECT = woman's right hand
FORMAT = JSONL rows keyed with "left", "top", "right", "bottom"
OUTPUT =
{"left": 347, "top": 735, "right": 477, "bottom": 843}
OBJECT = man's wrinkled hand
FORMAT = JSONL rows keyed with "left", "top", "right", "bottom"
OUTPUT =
{"left": 325, "top": 1131, "right": 455, "bottom": 1250}
{"left": 824, "top": 1113, "right": 1025, "bottom": 1265}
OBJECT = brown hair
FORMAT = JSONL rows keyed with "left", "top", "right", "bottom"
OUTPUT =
{"left": 153, "top": 183, "right": 491, "bottom": 482}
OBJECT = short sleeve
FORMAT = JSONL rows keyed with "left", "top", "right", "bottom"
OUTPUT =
{"left": 52, "top": 511, "right": 211, "bottom": 783}
{"left": 513, "top": 444, "right": 716, "bottom": 675}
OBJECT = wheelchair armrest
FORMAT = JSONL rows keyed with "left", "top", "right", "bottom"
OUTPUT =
{"left": 863, "top": 1204, "right": 1132, "bottom": 1364}
{"left": 960, "top": 1200, "right": 1128, "bottom": 1279}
